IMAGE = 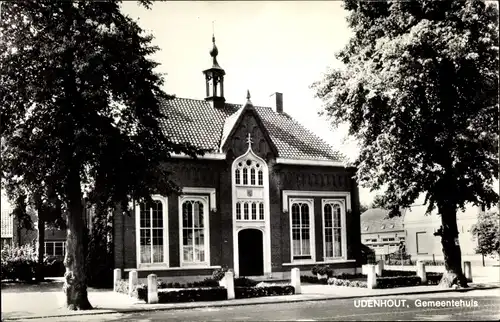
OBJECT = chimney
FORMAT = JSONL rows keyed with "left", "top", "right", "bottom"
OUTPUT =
{"left": 270, "top": 92, "right": 283, "bottom": 113}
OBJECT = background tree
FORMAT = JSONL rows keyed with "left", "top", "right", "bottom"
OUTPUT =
{"left": 313, "top": 0, "right": 499, "bottom": 287}
{"left": 471, "top": 210, "right": 500, "bottom": 258}
{"left": 1, "top": 0, "right": 203, "bottom": 309}
{"left": 359, "top": 203, "right": 369, "bottom": 214}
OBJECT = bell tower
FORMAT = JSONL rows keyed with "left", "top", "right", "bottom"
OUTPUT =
{"left": 203, "top": 32, "right": 226, "bottom": 108}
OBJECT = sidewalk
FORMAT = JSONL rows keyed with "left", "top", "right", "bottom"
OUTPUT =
{"left": 2, "top": 281, "right": 499, "bottom": 321}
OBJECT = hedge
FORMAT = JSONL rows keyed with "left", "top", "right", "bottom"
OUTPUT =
{"left": 158, "top": 287, "right": 227, "bottom": 303}
{"left": 376, "top": 276, "right": 422, "bottom": 288}
{"left": 1, "top": 245, "right": 65, "bottom": 282}
{"left": 235, "top": 285, "right": 295, "bottom": 299}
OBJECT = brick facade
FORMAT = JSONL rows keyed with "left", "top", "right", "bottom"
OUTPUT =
{"left": 113, "top": 109, "right": 361, "bottom": 278}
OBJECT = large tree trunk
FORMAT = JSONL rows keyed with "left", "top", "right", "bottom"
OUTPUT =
{"left": 437, "top": 204, "right": 468, "bottom": 288}
{"left": 36, "top": 216, "right": 45, "bottom": 282}
{"left": 63, "top": 168, "right": 92, "bottom": 310}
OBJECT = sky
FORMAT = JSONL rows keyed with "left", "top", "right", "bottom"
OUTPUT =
{"left": 1, "top": 1, "right": 379, "bottom": 211}
{"left": 118, "top": 0, "right": 377, "bottom": 204}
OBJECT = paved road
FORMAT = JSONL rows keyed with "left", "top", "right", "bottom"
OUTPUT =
{"left": 17, "top": 289, "right": 500, "bottom": 322}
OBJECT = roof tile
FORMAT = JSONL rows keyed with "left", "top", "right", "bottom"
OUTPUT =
{"left": 158, "top": 97, "right": 342, "bottom": 161}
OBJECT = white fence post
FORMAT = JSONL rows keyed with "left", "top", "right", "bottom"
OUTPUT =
{"left": 147, "top": 274, "right": 158, "bottom": 304}
{"left": 367, "top": 264, "right": 377, "bottom": 289}
{"left": 464, "top": 261, "right": 473, "bottom": 282}
{"left": 417, "top": 261, "right": 427, "bottom": 284}
{"left": 113, "top": 268, "right": 122, "bottom": 292}
{"left": 376, "top": 260, "right": 384, "bottom": 276}
{"left": 128, "top": 270, "right": 138, "bottom": 298}
{"left": 291, "top": 268, "right": 301, "bottom": 294}
{"left": 224, "top": 271, "right": 235, "bottom": 300}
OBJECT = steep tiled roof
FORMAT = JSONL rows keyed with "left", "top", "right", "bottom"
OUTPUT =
{"left": 361, "top": 208, "right": 405, "bottom": 234}
{"left": 158, "top": 97, "right": 342, "bottom": 161}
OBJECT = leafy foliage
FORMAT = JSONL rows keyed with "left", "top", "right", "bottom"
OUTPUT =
{"left": 312, "top": 0, "right": 499, "bottom": 215}
{"left": 471, "top": 210, "right": 500, "bottom": 257}
{"left": 0, "top": 1, "right": 205, "bottom": 307}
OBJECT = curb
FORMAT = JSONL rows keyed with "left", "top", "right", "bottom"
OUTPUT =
{"left": 4, "top": 285, "right": 499, "bottom": 321}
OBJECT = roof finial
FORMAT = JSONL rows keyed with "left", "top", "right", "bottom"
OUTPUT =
{"left": 209, "top": 21, "right": 220, "bottom": 68}
{"left": 246, "top": 90, "right": 251, "bottom": 100}
{"left": 246, "top": 133, "right": 253, "bottom": 148}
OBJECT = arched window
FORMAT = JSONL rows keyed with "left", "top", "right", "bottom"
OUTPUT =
{"left": 259, "top": 202, "right": 264, "bottom": 220}
{"left": 180, "top": 197, "right": 209, "bottom": 266}
{"left": 290, "top": 201, "right": 312, "bottom": 260}
{"left": 251, "top": 202, "right": 257, "bottom": 220}
{"left": 234, "top": 159, "right": 264, "bottom": 187}
{"left": 139, "top": 199, "right": 166, "bottom": 264}
{"left": 323, "top": 202, "right": 344, "bottom": 259}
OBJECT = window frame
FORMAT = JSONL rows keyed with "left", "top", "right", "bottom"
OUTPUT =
{"left": 178, "top": 195, "right": 210, "bottom": 268}
{"left": 135, "top": 195, "right": 169, "bottom": 268}
{"left": 322, "top": 199, "right": 347, "bottom": 261}
{"left": 44, "top": 241, "right": 66, "bottom": 257}
{"left": 288, "top": 198, "right": 315, "bottom": 264}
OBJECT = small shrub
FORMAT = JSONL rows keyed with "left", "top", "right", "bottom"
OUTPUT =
{"left": 426, "top": 272, "right": 443, "bottom": 285}
{"left": 234, "top": 277, "right": 258, "bottom": 287}
{"left": 235, "top": 285, "right": 295, "bottom": 298}
{"left": 157, "top": 287, "right": 227, "bottom": 303}
{"left": 311, "top": 265, "right": 334, "bottom": 277}
{"left": 327, "top": 277, "right": 367, "bottom": 288}
{"left": 212, "top": 267, "right": 228, "bottom": 281}
{"left": 301, "top": 275, "right": 328, "bottom": 284}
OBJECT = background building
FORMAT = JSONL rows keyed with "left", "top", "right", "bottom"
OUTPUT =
{"left": 360, "top": 208, "right": 405, "bottom": 256}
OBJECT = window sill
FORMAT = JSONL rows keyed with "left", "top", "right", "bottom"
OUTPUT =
{"left": 282, "top": 259, "right": 355, "bottom": 266}
{"left": 125, "top": 265, "right": 221, "bottom": 272}
{"left": 283, "top": 260, "right": 315, "bottom": 266}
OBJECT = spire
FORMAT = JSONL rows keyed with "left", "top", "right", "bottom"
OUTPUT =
{"left": 209, "top": 21, "right": 221, "bottom": 69}
{"left": 245, "top": 90, "right": 253, "bottom": 106}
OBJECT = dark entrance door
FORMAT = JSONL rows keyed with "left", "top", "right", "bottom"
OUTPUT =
{"left": 238, "top": 229, "right": 264, "bottom": 276}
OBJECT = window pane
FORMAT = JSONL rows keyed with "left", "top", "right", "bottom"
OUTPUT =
{"left": 243, "top": 168, "right": 248, "bottom": 185}
{"left": 251, "top": 203, "right": 257, "bottom": 220}
{"left": 325, "top": 228, "right": 333, "bottom": 257}
{"left": 54, "top": 243, "right": 63, "bottom": 256}
{"left": 244, "top": 203, "right": 249, "bottom": 220}
{"left": 140, "top": 229, "right": 151, "bottom": 263}
{"left": 194, "top": 202, "right": 204, "bottom": 228}
{"left": 334, "top": 228, "right": 342, "bottom": 257}
{"left": 152, "top": 229, "right": 163, "bottom": 263}
{"left": 236, "top": 202, "right": 241, "bottom": 220}
{"left": 183, "top": 246, "right": 193, "bottom": 262}
{"left": 250, "top": 168, "right": 256, "bottom": 185}
{"left": 140, "top": 203, "right": 150, "bottom": 228}
{"left": 301, "top": 204, "right": 309, "bottom": 227}
{"left": 259, "top": 203, "right": 264, "bottom": 220}
{"left": 258, "top": 170, "right": 263, "bottom": 185}
{"left": 152, "top": 201, "right": 163, "bottom": 228}
{"left": 334, "top": 206, "right": 341, "bottom": 227}
{"left": 235, "top": 169, "right": 241, "bottom": 184}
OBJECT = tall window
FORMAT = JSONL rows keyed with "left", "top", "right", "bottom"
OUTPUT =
{"left": 291, "top": 201, "right": 312, "bottom": 260}
{"left": 323, "top": 202, "right": 343, "bottom": 259}
{"left": 180, "top": 197, "right": 209, "bottom": 266}
{"left": 234, "top": 159, "right": 264, "bottom": 187}
{"left": 139, "top": 200, "right": 166, "bottom": 264}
